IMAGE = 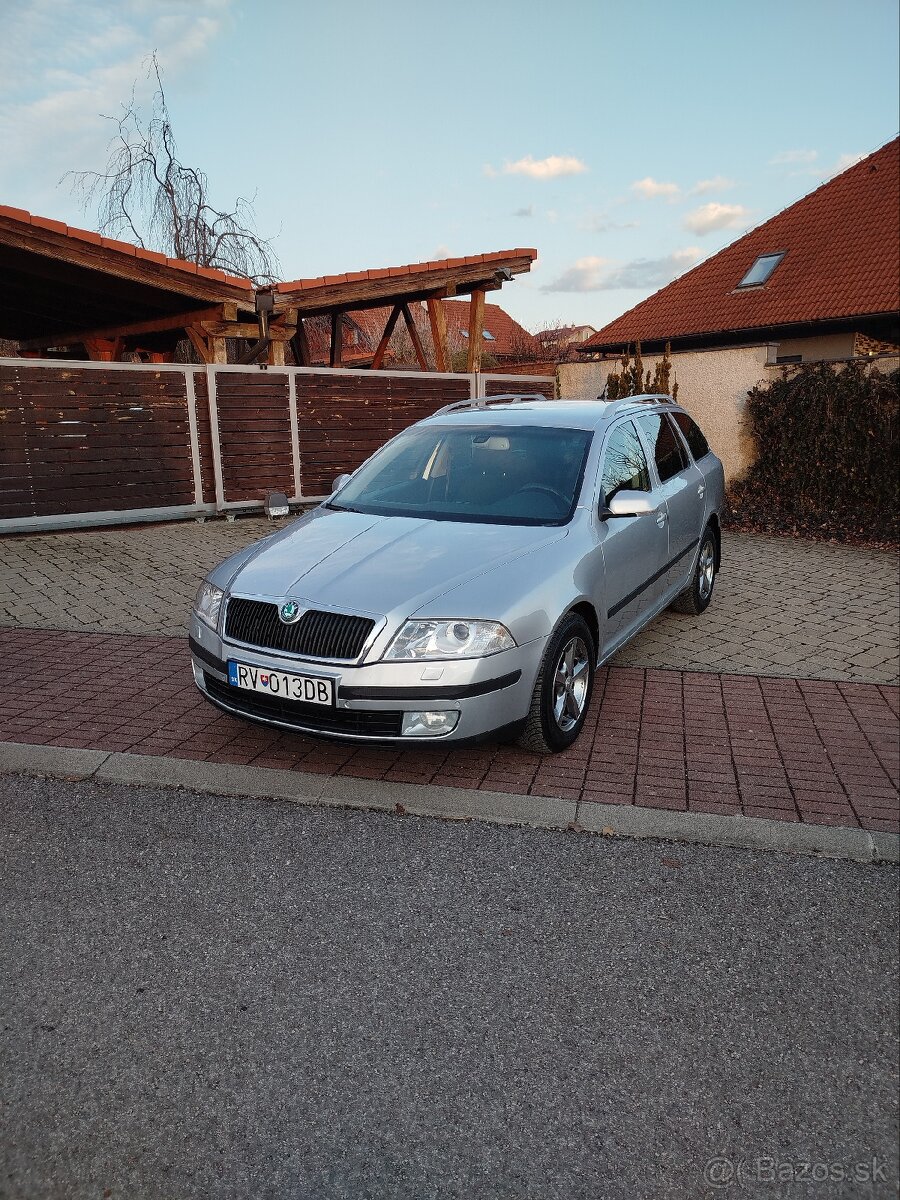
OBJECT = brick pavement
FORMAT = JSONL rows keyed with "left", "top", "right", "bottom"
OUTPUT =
{"left": 1, "top": 626, "right": 896, "bottom": 833}
{"left": 1, "top": 518, "right": 897, "bottom": 683}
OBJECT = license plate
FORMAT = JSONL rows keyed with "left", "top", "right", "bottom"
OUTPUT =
{"left": 227, "top": 660, "right": 334, "bottom": 706}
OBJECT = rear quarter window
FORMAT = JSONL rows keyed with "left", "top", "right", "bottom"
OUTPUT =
{"left": 672, "top": 411, "right": 711, "bottom": 460}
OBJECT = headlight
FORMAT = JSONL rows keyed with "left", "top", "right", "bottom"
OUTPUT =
{"left": 193, "top": 581, "right": 224, "bottom": 630}
{"left": 385, "top": 619, "right": 516, "bottom": 661}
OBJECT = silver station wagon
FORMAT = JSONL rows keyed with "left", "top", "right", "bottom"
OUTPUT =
{"left": 189, "top": 394, "right": 724, "bottom": 752}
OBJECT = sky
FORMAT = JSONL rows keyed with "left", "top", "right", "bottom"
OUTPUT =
{"left": 1, "top": 0, "right": 898, "bottom": 334}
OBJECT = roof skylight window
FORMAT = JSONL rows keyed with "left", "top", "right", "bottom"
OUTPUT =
{"left": 737, "top": 252, "right": 785, "bottom": 288}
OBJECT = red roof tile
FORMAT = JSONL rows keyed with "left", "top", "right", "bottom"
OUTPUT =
{"left": 582, "top": 138, "right": 900, "bottom": 350}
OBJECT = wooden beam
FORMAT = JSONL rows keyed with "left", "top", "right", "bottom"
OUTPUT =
{"left": 371, "top": 304, "right": 402, "bottom": 370}
{"left": 401, "top": 303, "right": 429, "bottom": 371}
{"left": 185, "top": 326, "right": 211, "bottom": 364}
{"left": 426, "top": 298, "right": 449, "bottom": 372}
{"left": 210, "top": 337, "right": 228, "bottom": 365}
{"left": 18, "top": 304, "right": 231, "bottom": 351}
{"left": 272, "top": 255, "right": 533, "bottom": 316}
{"left": 330, "top": 311, "right": 343, "bottom": 368}
{"left": 466, "top": 289, "right": 486, "bottom": 372}
{"left": 268, "top": 340, "right": 286, "bottom": 367}
{"left": 199, "top": 321, "right": 293, "bottom": 340}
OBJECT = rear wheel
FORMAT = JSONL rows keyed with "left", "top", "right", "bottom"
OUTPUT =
{"left": 670, "top": 526, "right": 717, "bottom": 615}
{"left": 518, "top": 613, "right": 595, "bottom": 754}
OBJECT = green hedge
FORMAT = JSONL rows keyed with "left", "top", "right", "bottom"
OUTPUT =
{"left": 726, "top": 361, "right": 899, "bottom": 544}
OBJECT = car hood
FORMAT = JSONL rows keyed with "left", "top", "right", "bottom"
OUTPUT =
{"left": 227, "top": 507, "right": 567, "bottom": 618}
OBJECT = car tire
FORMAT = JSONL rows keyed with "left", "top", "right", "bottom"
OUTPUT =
{"left": 670, "top": 525, "right": 717, "bottom": 615}
{"left": 518, "top": 613, "right": 596, "bottom": 754}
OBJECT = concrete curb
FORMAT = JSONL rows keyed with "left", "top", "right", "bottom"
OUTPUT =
{"left": 1, "top": 740, "right": 897, "bottom": 865}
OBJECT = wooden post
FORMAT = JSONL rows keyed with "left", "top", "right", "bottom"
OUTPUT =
{"left": 426, "top": 298, "right": 449, "bottom": 372}
{"left": 371, "top": 304, "right": 402, "bottom": 370}
{"left": 330, "top": 312, "right": 343, "bottom": 368}
{"left": 466, "top": 289, "right": 486, "bottom": 372}
{"left": 268, "top": 340, "right": 286, "bottom": 366}
{"left": 211, "top": 337, "right": 228, "bottom": 365}
{"left": 401, "top": 303, "right": 429, "bottom": 371}
{"left": 291, "top": 318, "right": 311, "bottom": 367}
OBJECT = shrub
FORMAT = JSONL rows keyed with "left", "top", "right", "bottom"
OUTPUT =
{"left": 727, "top": 361, "right": 899, "bottom": 544}
{"left": 603, "top": 341, "right": 678, "bottom": 401}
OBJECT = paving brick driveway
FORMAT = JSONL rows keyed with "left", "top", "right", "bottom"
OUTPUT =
{"left": 1, "top": 517, "right": 897, "bottom": 836}
{"left": 1, "top": 517, "right": 897, "bottom": 683}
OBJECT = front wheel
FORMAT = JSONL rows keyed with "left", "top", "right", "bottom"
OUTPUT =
{"left": 518, "top": 613, "right": 595, "bottom": 754}
{"left": 670, "top": 526, "right": 717, "bottom": 615}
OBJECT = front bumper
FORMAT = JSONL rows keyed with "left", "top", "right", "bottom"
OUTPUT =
{"left": 188, "top": 615, "right": 544, "bottom": 743}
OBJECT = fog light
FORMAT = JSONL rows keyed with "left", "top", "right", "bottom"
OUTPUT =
{"left": 401, "top": 710, "right": 460, "bottom": 737}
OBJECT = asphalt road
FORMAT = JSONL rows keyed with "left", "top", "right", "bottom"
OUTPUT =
{"left": 1, "top": 775, "right": 897, "bottom": 1200}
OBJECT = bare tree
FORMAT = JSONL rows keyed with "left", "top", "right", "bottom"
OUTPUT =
{"left": 67, "top": 53, "right": 279, "bottom": 283}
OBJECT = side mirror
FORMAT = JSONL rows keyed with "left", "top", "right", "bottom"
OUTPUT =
{"left": 600, "top": 490, "right": 656, "bottom": 518}
{"left": 332, "top": 473, "right": 352, "bottom": 494}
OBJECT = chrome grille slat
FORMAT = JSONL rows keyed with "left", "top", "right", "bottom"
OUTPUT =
{"left": 225, "top": 598, "right": 375, "bottom": 661}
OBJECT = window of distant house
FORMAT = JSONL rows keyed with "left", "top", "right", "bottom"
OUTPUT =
{"left": 460, "top": 330, "right": 495, "bottom": 340}
{"left": 737, "top": 252, "right": 785, "bottom": 288}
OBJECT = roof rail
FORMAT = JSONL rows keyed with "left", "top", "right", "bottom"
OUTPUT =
{"left": 613, "top": 392, "right": 678, "bottom": 407}
{"left": 433, "top": 392, "right": 552, "bottom": 417}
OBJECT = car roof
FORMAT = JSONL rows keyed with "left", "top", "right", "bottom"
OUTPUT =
{"left": 420, "top": 395, "right": 681, "bottom": 432}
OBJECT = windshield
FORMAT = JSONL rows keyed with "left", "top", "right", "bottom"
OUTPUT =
{"left": 328, "top": 424, "right": 593, "bottom": 526}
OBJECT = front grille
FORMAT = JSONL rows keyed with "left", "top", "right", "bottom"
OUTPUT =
{"left": 204, "top": 674, "right": 403, "bottom": 738}
{"left": 225, "top": 598, "right": 375, "bottom": 660}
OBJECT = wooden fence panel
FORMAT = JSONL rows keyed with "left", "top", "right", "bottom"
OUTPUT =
{"left": 0, "top": 364, "right": 194, "bottom": 518}
{"left": 482, "top": 375, "right": 556, "bottom": 399}
{"left": 213, "top": 371, "right": 294, "bottom": 502}
{"left": 294, "top": 372, "right": 472, "bottom": 496}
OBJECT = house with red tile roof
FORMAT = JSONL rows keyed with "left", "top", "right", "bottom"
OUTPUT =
{"left": 559, "top": 139, "right": 899, "bottom": 482}
{"left": 578, "top": 137, "right": 899, "bottom": 364}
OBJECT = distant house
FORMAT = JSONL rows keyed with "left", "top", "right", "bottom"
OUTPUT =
{"left": 561, "top": 138, "right": 899, "bottom": 480}
{"left": 535, "top": 324, "right": 597, "bottom": 360}
{"left": 577, "top": 137, "right": 899, "bottom": 365}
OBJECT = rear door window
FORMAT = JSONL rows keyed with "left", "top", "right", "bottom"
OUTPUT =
{"left": 635, "top": 413, "right": 687, "bottom": 483}
{"left": 672, "top": 411, "right": 711, "bottom": 461}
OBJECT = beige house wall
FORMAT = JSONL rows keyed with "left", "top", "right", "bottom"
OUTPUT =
{"left": 775, "top": 331, "right": 856, "bottom": 361}
{"left": 558, "top": 344, "right": 772, "bottom": 483}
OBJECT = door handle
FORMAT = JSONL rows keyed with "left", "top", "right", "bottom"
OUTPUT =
{"left": 656, "top": 510, "right": 667, "bottom": 528}
{"left": 697, "top": 484, "right": 706, "bottom": 498}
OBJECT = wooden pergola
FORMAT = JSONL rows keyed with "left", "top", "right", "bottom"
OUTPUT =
{"left": 0, "top": 205, "right": 535, "bottom": 370}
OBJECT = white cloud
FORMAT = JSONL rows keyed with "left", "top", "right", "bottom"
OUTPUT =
{"left": 542, "top": 248, "right": 702, "bottom": 292}
{"left": 0, "top": 1, "right": 231, "bottom": 211}
{"left": 689, "top": 175, "right": 734, "bottom": 195}
{"left": 682, "top": 202, "right": 750, "bottom": 235}
{"left": 541, "top": 256, "right": 611, "bottom": 292}
{"left": 631, "top": 177, "right": 680, "bottom": 201}
{"left": 495, "top": 154, "right": 588, "bottom": 180}
{"left": 770, "top": 149, "right": 818, "bottom": 165}
{"left": 579, "top": 211, "right": 639, "bottom": 233}
{"left": 830, "top": 152, "right": 866, "bottom": 176}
